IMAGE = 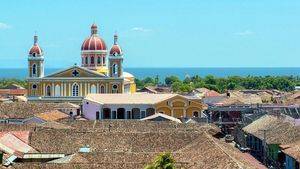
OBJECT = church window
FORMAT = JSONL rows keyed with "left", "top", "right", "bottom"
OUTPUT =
{"left": 54, "top": 84, "right": 61, "bottom": 97}
{"left": 112, "top": 84, "right": 118, "bottom": 93}
{"left": 72, "top": 69, "right": 79, "bottom": 77}
{"left": 102, "top": 57, "right": 105, "bottom": 64}
{"left": 32, "top": 64, "right": 37, "bottom": 76}
{"left": 97, "top": 57, "right": 101, "bottom": 64}
{"left": 32, "top": 53, "right": 36, "bottom": 57}
{"left": 100, "top": 85, "right": 105, "bottom": 93}
{"left": 91, "top": 56, "right": 94, "bottom": 64}
{"left": 32, "top": 84, "right": 37, "bottom": 89}
{"left": 46, "top": 85, "right": 51, "bottom": 96}
{"left": 90, "top": 84, "right": 96, "bottom": 93}
{"left": 85, "top": 57, "right": 88, "bottom": 64}
{"left": 72, "top": 83, "right": 79, "bottom": 96}
{"left": 112, "top": 64, "right": 118, "bottom": 77}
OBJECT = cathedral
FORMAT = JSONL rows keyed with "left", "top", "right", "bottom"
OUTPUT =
{"left": 27, "top": 23, "right": 136, "bottom": 103}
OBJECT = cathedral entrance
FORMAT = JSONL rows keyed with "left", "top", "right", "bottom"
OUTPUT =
{"left": 117, "top": 108, "right": 125, "bottom": 119}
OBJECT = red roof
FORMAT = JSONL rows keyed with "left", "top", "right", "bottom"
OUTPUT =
{"left": 109, "top": 44, "right": 122, "bottom": 55}
{"left": 81, "top": 36, "right": 106, "bottom": 51}
{"left": 81, "top": 24, "right": 107, "bottom": 51}
{"left": 0, "top": 89, "right": 27, "bottom": 95}
{"left": 29, "top": 44, "right": 43, "bottom": 55}
{"left": 205, "top": 90, "right": 220, "bottom": 97}
{"left": 0, "top": 131, "right": 30, "bottom": 144}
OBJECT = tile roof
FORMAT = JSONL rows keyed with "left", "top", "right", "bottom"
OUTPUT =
{"left": 280, "top": 141, "right": 300, "bottom": 162}
{"left": 243, "top": 114, "right": 300, "bottom": 144}
{"left": 0, "top": 102, "right": 77, "bottom": 119}
{"left": 0, "top": 133, "right": 37, "bottom": 157}
{"left": 0, "top": 131, "right": 30, "bottom": 144}
{"left": 35, "top": 110, "right": 69, "bottom": 122}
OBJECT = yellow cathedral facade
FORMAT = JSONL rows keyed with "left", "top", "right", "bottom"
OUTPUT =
{"left": 27, "top": 23, "right": 136, "bottom": 103}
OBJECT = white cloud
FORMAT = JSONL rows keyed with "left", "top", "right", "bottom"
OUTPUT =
{"left": 0, "top": 22, "right": 11, "bottom": 29}
{"left": 131, "top": 27, "right": 152, "bottom": 32}
{"left": 235, "top": 30, "right": 254, "bottom": 36}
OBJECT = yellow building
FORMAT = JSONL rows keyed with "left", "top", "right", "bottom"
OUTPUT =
{"left": 27, "top": 24, "right": 136, "bottom": 103}
{"left": 83, "top": 93, "right": 207, "bottom": 120}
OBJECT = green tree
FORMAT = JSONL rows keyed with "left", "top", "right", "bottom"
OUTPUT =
{"left": 165, "top": 76, "right": 180, "bottom": 86}
{"left": 144, "top": 152, "right": 176, "bottom": 169}
{"left": 204, "top": 75, "right": 216, "bottom": 85}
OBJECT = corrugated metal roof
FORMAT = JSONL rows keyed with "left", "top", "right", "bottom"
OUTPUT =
{"left": 0, "top": 133, "right": 37, "bottom": 157}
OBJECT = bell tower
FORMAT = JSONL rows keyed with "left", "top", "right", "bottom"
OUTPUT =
{"left": 28, "top": 34, "right": 44, "bottom": 78}
{"left": 109, "top": 33, "right": 123, "bottom": 77}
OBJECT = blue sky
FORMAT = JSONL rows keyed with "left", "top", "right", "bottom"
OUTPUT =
{"left": 0, "top": 0, "right": 300, "bottom": 68}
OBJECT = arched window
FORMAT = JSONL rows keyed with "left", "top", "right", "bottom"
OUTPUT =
{"left": 112, "top": 64, "right": 118, "bottom": 77}
{"left": 85, "top": 57, "right": 88, "bottom": 64}
{"left": 72, "top": 83, "right": 79, "bottom": 96}
{"left": 90, "top": 84, "right": 96, "bottom": 93}
{"left": 97, "top": 57, "right": 101, "bottom": 64}
{"left": 91, "top": 56, "right": 94, "bottom": 64}
{"left": 102, "top": 57, "right": 105, "bottom": 65}
{"left": 46, "top": 85, "right": 51, "bottom": 96}
{"left": 112, "top": 84, "right": 118, "bottom": 93}
{"left": 54, "top": 84, "right": 61, "bottom": 96}
{"left": 32, "top": 53, "right": 36, "bottom": 57}
{"left": 32, "top": 64, "right": 37, "bottom": 76}
{"left": 100, "top": 85, "right": 105, "bottom": 93}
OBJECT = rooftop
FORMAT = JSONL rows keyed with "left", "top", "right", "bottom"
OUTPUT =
{"left": 243, "top": 114, "right": 300, "bottom": 144}
{"left": 85, "top": 93, "right": 177, "bottom": 105}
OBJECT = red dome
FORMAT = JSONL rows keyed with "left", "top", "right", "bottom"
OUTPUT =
{"left": 29, "top": 44, "right": 43, "bottom": 55}
{"left": 81, "top": 36, "right": 107, "bottom": 51}
{"left": 81, "top": 24, "right": 107, "bottom": 51}
{"left": 110, "top": 44, "right": 122, "bottom": 55}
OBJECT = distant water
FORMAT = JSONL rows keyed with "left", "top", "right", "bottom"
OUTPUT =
{"left": 0, "top": 68, "right": 299, "bottom": 80}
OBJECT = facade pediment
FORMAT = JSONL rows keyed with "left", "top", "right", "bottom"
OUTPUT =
{"left": 45, "top": 66, "right": 106, "bottom": 78}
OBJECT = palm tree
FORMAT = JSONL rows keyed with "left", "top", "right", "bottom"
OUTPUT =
{"left": 144, "top": 152, "right": 176, "bottom": 169}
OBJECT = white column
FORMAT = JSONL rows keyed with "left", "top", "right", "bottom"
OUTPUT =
{"left": 183, "top": 109, "right": 186, "bottom": 118}
{"left": 69, "top": 83, "right": 71, "bottom": 96}
{"left": 87, "top": 83, "right": 90, "bottom": 94}
{"left": 64, "top": 83, "right": 67, "bottom": 96}
{"left": 51, "top": 83, "right": 54, "bottom": 97}
{"left": 171, "top": 109, "right": 174, "bottom": 117}
{"left": 60, "top": 83, "right": 63, "bottom": 96}
{"left": 85, "top": 83, "right": 87, "bottom": 95}
{"left": 42, "top": 83, "right": 45, "bottom": 96}
{"left": 79, "top": 82, "right": 82, "bottom": 96}
{"left": 96, "top": 84, "right": 99, "bottom": 93}
{"left": 110, "top": 110, "right": 114, "bottom": 119}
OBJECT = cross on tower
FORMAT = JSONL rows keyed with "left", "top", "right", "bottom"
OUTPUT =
{"left": 72, "top": 69, "right": 79, "bottom": 77}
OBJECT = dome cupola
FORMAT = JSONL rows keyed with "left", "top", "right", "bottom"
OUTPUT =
{"left": 109, "top": 33, "right": 122, "bottom": 56}
{"left": 81, "top": 23, "right": 107, "bottom": 51}
{"left": 29, "top": 34, "right": 43, "bottom": 56}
